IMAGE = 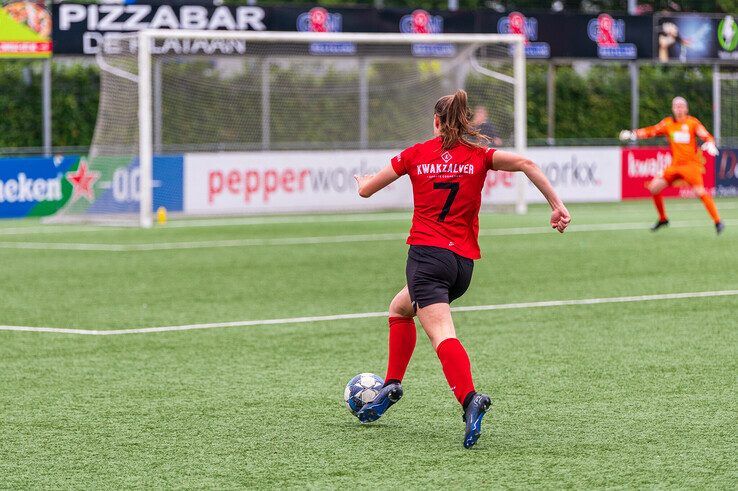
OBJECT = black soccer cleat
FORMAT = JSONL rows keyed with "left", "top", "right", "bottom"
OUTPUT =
{"left": 356, "top": 383, "right": 403, "bottom": 423}
{"left": 651, "top": 219, "right": 669, "bottom": 232}
{"left": 716, "top": 221, "right": 725, "bottom": 235}
{"left": 462, "top": 393, "right": 492, "bottom": 449}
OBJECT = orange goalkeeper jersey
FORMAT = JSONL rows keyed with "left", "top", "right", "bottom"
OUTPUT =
{"left": 635, "top": 116, "right": 714, "bottom": 167}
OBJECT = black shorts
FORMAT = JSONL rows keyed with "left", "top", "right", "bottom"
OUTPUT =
{"left": 405, "top": 245, "right": 474, "bottom": 310}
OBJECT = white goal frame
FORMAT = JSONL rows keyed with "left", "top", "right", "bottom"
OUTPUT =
{"left": 136, "top": 30, "right": 528, "bottom": 228}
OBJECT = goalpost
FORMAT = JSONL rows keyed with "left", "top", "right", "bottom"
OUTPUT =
{"left": 53, "top": 30, "right": 527, "bottom": 228}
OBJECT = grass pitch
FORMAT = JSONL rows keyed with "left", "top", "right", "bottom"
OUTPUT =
{"left": 0, "top": 199, "right": 736, "bottom": 488}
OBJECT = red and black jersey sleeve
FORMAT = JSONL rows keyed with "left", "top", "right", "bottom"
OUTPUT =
{"left": 391, "top": 144, "right": 420, "bottom": 176}
{"left": 483, "top": 147, "right": 496, "bottom": 171}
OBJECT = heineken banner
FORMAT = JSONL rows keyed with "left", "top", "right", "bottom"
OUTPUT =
{"left": 0, "top": 155, "right": 183, "bottom": 219}
{"left": 52, "top": 1, "right": 657, "bottom": 60}
{"left": 0, "top": 156, "right": 79, "bottom": 218}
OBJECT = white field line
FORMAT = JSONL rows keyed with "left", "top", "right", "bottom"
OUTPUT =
{"left": 165, "top": 212, "right": 413, "bottom": 228}
{"left": 1, "top": 202, "right": 736, "bottom": 236}
{"left": 1, "top": 290, "right": 736, "bottom": 336}
{"left": 150, "top": 202, "right": 738, "bottom": 228}
{"left": 0, "top": 219, "right": 735, "bottom": 252}
{"left": 0, "top": 225, "right": 122, "bottom": 236}
{"left": 0, "top": 212, "right": 412, "bottom": 236}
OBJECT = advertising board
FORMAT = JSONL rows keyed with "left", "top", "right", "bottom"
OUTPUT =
{"left": 621, "top": 147, "right": 715, "bottom": 199}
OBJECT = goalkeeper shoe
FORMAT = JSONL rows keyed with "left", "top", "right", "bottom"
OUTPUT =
{"left": 716, "top": 221, "right": 725, "bottom": 235}
{"left": 463, "top": 393, "right": 491, "bottom": 449}
{"left": 356, "top": 382, "right": 403, "bottom": 423}
{"left": 651, "top": 219, "right": 669, "bottom": 232}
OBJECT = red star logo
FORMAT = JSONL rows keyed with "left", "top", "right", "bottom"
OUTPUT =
{"left": 66, "top": 159, "right": 100, "bottom": 203}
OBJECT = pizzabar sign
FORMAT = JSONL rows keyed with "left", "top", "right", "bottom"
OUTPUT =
{"left": 52, "top": 0, "right": 655, "bottom": 59}
{"left": 53, "top": 1, "right": 268, "bottom": 55}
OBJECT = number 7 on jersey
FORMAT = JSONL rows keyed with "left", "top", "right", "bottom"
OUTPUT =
{"left": 433, "top": 182, "right": 459, "bottom": 222}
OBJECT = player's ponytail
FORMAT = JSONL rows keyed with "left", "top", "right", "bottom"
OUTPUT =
{"left": 434, "top": 89, "right": 488, "bottom": 150}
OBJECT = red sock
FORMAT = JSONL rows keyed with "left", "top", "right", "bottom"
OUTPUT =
{"left": 700, "top": 194, "right": 721, "bottom": 223}
{"left": 384, "top": 316, "right": 417, "bottom": 383}
{"left": 435, "top": 338, "right": 475, "bottom": 405}
{"left": 653, "top": 193, "right": 667, "bottom": 221}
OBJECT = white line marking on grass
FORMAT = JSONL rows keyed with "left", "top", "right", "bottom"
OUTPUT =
{"left": 0, "top": 212, "right": 413, "bottom": 236}
{"left": 0, "top": 225, "right": 120, "bottom": 236}
{"left": 165, "top": 212, "right": 413, "bottom": 228}
{"left": 0, "top": 219, "right": 735, "bottom": 252}
{"left": 2, "top": 202, "right": 735, "bottom": 236}
{"left": 1, "top": 290, "right": 736, "bottom": 336}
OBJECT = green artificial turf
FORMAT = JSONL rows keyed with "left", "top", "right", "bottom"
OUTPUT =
{"left": 0, "top": 200, "right": 736, "bottom": 488}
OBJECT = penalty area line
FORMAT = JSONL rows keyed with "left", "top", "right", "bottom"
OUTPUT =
{"left": 1, "top": 289, "right": 736, "bottom": 336}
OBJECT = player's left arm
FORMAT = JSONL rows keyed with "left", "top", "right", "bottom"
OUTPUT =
{"left": 354, "top": 165, "right": 400, "bottom": 198}
{"left": 490, "top": 150, "right": 571, "bottom": 233}
{"left": 694, "top": 119, "right": 719, "bottom": 156}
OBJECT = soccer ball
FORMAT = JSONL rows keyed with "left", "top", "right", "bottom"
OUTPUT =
{"left": 344, "top": 373, "right": 384, "bottom": 416}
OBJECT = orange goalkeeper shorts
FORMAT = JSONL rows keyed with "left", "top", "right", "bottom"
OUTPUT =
{"left": 662, "top": 165, "right": 704, "bottom": 187}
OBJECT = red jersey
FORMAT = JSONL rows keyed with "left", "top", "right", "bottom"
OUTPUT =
{"left": 391, "top": 137, "right": 495, "bottom": 260}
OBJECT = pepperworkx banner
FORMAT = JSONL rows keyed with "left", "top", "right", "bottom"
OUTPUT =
{"left": 52, "top": 1, "right": 653, "bottom": 59}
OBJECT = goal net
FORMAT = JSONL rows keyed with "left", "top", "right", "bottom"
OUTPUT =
{"left": 715, "top": 70, "right": 738, "bottom": 148}
{"left": 50, "top": 31, "right": 526, "bottom": 227}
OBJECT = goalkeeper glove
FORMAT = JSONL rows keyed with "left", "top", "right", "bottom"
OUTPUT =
{"left": 701, "top": 141, "right": 718, "bottom": 157}
{"left": 619, "top": 130, "right": 637, "bottom": 142}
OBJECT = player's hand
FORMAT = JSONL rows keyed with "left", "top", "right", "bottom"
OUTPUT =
{"left": 550, "top": 206, "right": 571, "bottom": 234}
{"left": 619, "top": 130, "right": 637, "bottom": 142}
{"left": 354, "top": 174, "right": 375, "bottom": 196}
{"left": 701, "top": 141, "right": 719, "bottom": 157}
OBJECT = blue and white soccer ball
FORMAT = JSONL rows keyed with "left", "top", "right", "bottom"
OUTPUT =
{"left": 344, "top": 373, "right": 384, "bottom": 416}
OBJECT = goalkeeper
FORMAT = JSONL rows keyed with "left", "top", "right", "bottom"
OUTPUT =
{"left": 620, "top": 97, "right": 723, "bottom": 234}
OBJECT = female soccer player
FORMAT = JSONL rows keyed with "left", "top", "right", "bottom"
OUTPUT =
{"left": 353, "top": 90, "right": 570, "bottom": 448}
{"left": 619, "top": 96, "right": 723, "bottom": 234}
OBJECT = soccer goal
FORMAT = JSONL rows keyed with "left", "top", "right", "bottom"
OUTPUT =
{"left": 714, "top": 69, "right": 738, "bottom": 148}
{"left": 51, "top": 30, "right": 527, "bottom": 228}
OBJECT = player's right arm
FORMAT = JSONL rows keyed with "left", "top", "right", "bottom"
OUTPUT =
{"left": 354, "top": 145, "right": 416, "bottom": 198}
{"left": 490, "top": 150, "right": 571, "bottom": 233}
{"left": 354, "top": 165, "right": 400, "bottom": 198}
{"left": 619, "top": 118, "right": 670, "bottom": 142}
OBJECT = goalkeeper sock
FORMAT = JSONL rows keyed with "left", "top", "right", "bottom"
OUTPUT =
{"left": 384, "top": 316, "right": 417, "bottom": 384}
{"left": 436, "top": 338, "right": 475, "bottom": 405}
{"left": 653, "top": 193, "right": 668, "bottom": 221}
{"left": 700, "top": 194, "right": 721, "bottom": 223}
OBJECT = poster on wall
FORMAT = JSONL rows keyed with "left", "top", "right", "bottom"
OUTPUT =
{"left": 477, "top": 11, "right": 551, "bottom": 59}
{"left": 53, "top": 1, "right": 657, "bottom": 59}
{"left": 182, "top": 147, "right": 621, "bottom": 217}
{"left": 0, "top": 153, "right": 183, "bottom": 220}
{"left": 183, "top": 150, "right": 412, "bottom": 215}
{"left": 476, "top": 11, "right": 651, "bottom": 60}
{"left": 655, "top": 14, "right": 738, "bottom": 62}
{"left": 55, "top": 155, "right": 184, "bottom": 216}
{"left": 621, "top": 147, "right": 715, "bottom": 199}
{"left": 482, "top": 147, "right": 622, "bottom": 204}
{"left": 716, "top": 148, "right": 738, "bottom": 197}
{"left": 52, "top": 0, "right": 269, "bottom": 55}
{"left": 0, "top": 156, "right": 78, "bottom": 218}
{"left": 0, "top": 1, "right": 52, "bottom": 58}
{"left": 717, "top": 14, "right": 738, "bottom": 61}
